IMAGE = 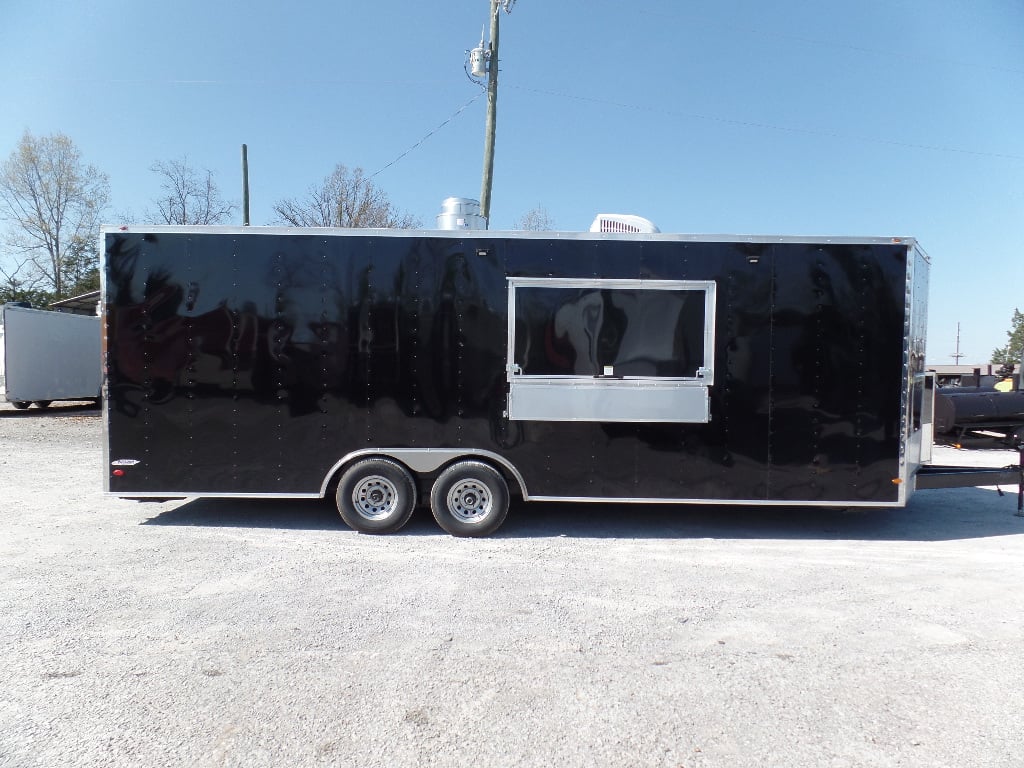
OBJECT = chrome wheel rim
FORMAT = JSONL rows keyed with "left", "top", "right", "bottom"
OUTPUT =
{"left": 351, "top": 475, "right": 399, "bottom": 520}
{"left": 447, "top": 479, "right": 493, "bottom": 523}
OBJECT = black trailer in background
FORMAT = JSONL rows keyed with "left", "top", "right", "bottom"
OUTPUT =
{"left": 101, "top": 227, "right": 1020, "bottom": 535}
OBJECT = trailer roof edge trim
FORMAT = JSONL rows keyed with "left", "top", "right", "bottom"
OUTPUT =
{"left": 100, "top": 224, "right": 919, "bottom": 248}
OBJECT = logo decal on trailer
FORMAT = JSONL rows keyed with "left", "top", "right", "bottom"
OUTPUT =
{"left": 111, "top": 459, "right": 140, "bottom": 466}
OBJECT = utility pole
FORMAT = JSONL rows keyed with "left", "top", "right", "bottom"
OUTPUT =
{"left": 479, "top": 0, "right": 501, "bottom": 226}
{"left": 951, "top": 322, "right": 964, "bottom": 364}
{"left": 241, "top": 144, "right": 250, "bottom": 226}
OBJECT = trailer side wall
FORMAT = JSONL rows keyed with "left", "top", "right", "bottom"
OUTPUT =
{"left": 1, "top": 305, "right": 101, "bottom": 403}
{"left": 104, "top": 230, "right": 915, "bottom": 505}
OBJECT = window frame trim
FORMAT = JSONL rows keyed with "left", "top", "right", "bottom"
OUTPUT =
{"left": 505, "top": 277, "right": 717, "bottom": 385}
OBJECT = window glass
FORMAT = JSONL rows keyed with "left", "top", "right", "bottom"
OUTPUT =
{"left": 514, "top": 287, "right": 706, "bottom": 378}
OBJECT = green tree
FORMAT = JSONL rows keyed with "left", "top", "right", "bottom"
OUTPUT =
{"left": 273, "top": 164, "right": 418, "bottom": 228}
{"left": 0, "top": 131, "right": 109, "bottom": 299}
{"left": 991, "top": 308, "right": 1024, "bottom": 365}
{"left": 61, "top": 233, "right": 101, "bottom": 295}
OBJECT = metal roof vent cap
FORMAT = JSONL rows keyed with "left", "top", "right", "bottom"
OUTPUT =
{"left": 437, "top": 197, "right": 487, "bottom": 231}
{"left": 589, "top": 214, "right": 660, "bottom": 234}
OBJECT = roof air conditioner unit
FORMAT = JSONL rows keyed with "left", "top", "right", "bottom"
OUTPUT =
{"left": 589, "top": 214, "right": 659, "bottom": 234}
{"left": 589, "top": 214, "right": 660, "bottom": 234}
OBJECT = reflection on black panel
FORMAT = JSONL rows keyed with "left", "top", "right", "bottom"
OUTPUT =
{"left": 514, "top": 288, "right": 706, "bottom": 377}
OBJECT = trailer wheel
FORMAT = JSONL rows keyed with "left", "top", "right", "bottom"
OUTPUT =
{"left": 430, "top": 461, "right": 509, "bottom": 537}
{"left": 33, "top": 401, "right": 51, "bottom": 409}
{"left": 335, "top": 458, "right": 417, "bottom": 534}
{"left": 11, "top": 401, "right": 29, "bottom": 410}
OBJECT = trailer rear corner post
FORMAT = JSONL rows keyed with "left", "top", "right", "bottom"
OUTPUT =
{"left": 1017, "top": 445, "right": 1024, "bottom": 517}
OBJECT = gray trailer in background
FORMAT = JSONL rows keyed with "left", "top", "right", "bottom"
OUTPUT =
{"left": 0, "top": 304, "right": 101, "bottom": 409}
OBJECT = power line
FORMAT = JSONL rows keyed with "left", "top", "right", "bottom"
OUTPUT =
{"left": 508, "top": 84, "right": 1024, "bottom": 162}
{"left": 0, "top": 76, "right": 455, "bottom": 87}
{"left": 584, "top": 0, "right": 1024, "bottom": 77}
{"left": 369, "top": 91, "right": 485, "bottom": 179}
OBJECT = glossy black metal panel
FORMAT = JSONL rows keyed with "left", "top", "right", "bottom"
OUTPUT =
{"left": 105, "top": 231, "right": 910, "bottom": 503}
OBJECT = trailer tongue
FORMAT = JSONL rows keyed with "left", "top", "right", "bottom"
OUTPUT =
{"left": 916, "top": 450, "right": 1024, "bottom": 516}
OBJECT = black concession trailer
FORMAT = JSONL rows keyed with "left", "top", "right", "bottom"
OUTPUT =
{"left": 101, "top": 226, "right": 1022, "bottom": 536}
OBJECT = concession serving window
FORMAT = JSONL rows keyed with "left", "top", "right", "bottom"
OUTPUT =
{"left": 506, "top": 278, "right": 716, "bottom": 422}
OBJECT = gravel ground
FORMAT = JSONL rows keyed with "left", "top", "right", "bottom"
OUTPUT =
{"left": 2, "top": 400, "right": 1023, "bottom": 768}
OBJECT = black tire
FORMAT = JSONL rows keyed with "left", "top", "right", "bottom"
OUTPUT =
{"left": 335, "top": 458, "right": 417, "bottom": 534}
{"left": 33, "top": 401, "right": 51, "bottom": 409}
{"left": 11, "top": 401, "right": 30, "bottom": 410}
{"left": 430, "top": 461, "right": 510, "bottom": 537}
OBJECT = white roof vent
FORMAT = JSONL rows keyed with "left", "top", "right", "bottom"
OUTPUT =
{"left": 589, "top": 213, "right": 660, "bottom": 234}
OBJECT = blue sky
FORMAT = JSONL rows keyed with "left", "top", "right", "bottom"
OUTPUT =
{"left": 1, "top": 0, "right": 1022, "bottom": 364}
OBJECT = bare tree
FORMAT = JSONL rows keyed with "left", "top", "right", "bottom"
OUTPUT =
{"left": 0, "top": 255, "right": 51, "bottom": 306}
{"left": 147, "top": 157, "right": 236, "bottom": 225}
{"left": 514, "top": 205, "right": 555, "bottom": 231}
{"left": 0, "top": 131, "right": 109, "bottom": 298}
{"left": 273, "top": 164, "right": 419, "bottom": 228}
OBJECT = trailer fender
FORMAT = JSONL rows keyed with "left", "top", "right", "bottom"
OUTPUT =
{"left": 320, "top": 448, "right": 528, "bottom": 500}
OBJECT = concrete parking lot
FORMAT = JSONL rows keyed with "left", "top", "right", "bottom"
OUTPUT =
{"left": 2, "top": 401, "right": 1023, "bottom": 767}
